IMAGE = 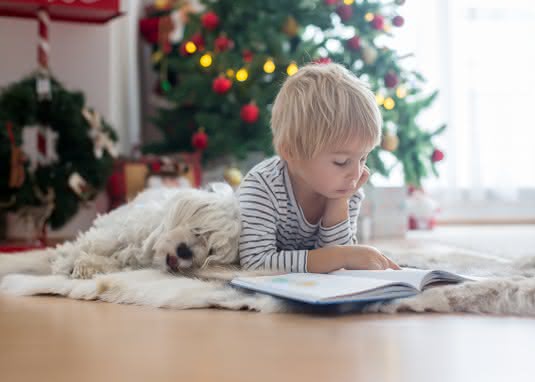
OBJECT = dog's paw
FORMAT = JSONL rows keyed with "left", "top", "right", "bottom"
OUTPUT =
{"left": 72, "top": 258, "right": 101, "bottom": 279}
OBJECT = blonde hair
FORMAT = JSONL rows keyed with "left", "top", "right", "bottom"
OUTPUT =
{"left": 271, "top": 62, "right": 382, "bottom": 160}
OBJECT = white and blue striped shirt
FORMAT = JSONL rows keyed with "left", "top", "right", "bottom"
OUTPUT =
{"left": 237, "top": 156, "right": 364, "bottom": 273}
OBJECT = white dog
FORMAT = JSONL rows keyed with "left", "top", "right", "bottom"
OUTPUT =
{"left": 0, "top": 183, "right": 242, "bottom": 280}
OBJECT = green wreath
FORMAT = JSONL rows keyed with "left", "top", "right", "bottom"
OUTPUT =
{"left": 0, "top": 75, "right": 117, "bottom": 229}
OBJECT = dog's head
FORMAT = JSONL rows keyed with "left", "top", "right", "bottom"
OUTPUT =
{"left": 152, "top": 183, "right": 241, "bottom": 273}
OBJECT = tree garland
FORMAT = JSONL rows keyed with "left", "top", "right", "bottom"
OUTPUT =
{"left": 0, "top": 75, "right": 117, "bottom": 229}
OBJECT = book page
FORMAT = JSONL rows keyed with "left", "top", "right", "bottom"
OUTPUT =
{"left": 330, "top": 268, "right": 433, "bottom": 290}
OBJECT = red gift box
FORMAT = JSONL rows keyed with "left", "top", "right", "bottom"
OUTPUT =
{"left": 106, "top": 153, "right": 202, "bottom": 211}
{"left": 0, "top": 0, "right": 122, "bottom": 24}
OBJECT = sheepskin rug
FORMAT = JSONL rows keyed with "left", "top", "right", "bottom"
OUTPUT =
{"left": 2, "top": 244, "right": 535, "bottom": 316}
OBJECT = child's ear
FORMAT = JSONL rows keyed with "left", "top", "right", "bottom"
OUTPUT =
{"left": 278, "top": 143, "right": 293, "bottom": 162}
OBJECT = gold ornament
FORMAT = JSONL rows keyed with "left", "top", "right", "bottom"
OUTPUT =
{"left": 381, "top": 133, "right": 399, "bottom": 152}
{"left": 361, "top": 45, "right": 378, "bottom": 65}
{"left": 282, "top": 16, "right": 299, "bottom": 37}
{"left": 224, "top": 167, "right": 243, "bottom": 187}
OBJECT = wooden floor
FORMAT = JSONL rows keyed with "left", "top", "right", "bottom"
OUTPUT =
{"left": 1, "top": 225, "right": 535, "bottom": 382}
{"left": 1, "top": 293, "right": 534, "bottom": 382}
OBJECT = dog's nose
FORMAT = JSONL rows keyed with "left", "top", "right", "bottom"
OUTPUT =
{"left": 175, "top": 243, "right": 193, "bottom": 260}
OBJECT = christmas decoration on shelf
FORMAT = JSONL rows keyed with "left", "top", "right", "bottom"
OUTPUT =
{"left": 140, "top": 0, "right": 446, "bottom": 186}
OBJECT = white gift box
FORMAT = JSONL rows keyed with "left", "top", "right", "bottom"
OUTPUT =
{"left": 358, "top": 186, "right": 408, "bottom": 241}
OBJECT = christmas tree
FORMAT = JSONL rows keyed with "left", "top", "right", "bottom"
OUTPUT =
{"left": 140, "top": 0, "right": 445, "bottom": 186}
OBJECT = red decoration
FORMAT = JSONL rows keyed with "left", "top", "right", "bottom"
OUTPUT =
{"left": 336, "top": 5, "right": 353, "bottom": 22}
{"left": 0, "top": 0, "right": 122, "bottom": 24}
{"left": 201, "top": 11, "right": 220, "bottom": 31}
{"left": 371, "top": 15, "right": 385, "bottom": 30}
{"left": 392, "top": 15, "right": 404, "bottom": 27}
{"left": 190, "top": 32, "right": 205, "bottom": 51}
{"left": 431, "top": 149, "right": 445, "bottom": 162}
{"left": 346, "top": 36, "right": 361, "bottom": 51}
{"left": 212, "top": 76, "right": 232, "bottom": 94}
{"left": 384, "top": 71, "right": 399, "bottom": 88}
{"left": 139, "top": 17, "right": 159, "bottom": 44}
{"left": 313, "top": 57, "right": 332, "bottom": 64}
{"left": 192, "top": 129, "right": 208, "bottom": 150}
{"left": 240, "top": 103, "right": 260, "bottom": 124}
{"left": 215, "top": 34, "right": 234, "bottom": 52}
{"left": 242, "top": 49, "right": 254, "bottom": 63}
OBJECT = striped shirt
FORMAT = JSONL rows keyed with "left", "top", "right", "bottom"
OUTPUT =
{"left": 237, "top": 156, "right": 364, "bottom": 273}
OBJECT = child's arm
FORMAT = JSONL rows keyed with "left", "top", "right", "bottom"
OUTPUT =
{"left": 316, "top": 165, "right": 369, "bottom": 247}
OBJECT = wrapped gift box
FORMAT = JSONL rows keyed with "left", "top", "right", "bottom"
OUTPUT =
{"left": 357, "top": 186, "right": 408, "bottom": 241}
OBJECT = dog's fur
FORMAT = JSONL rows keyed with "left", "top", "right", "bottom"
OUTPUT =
{"left": 0, "top": 183, "right": 245, "bottom": 281}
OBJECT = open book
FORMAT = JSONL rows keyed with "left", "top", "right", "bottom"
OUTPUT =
{"left": 231, "top": 268, "right": 478, "bottom": 305}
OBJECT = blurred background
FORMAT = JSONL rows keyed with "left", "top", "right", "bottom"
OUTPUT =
{"left": 0, "top": 0, "right": 534, "bottom": 248}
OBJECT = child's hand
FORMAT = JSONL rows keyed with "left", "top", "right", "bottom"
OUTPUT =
{"left": 342, "top": 245, "right": 401, "bottom": 270}
{"left": 322, "top": 165, "right": 370, "bottom": 227}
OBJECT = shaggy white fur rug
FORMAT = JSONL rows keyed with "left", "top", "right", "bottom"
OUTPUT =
{"left": 2, "top": 245, "right": 535, "bottom": 316}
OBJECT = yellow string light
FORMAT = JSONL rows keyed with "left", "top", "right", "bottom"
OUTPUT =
{"left": 226, "top": 69, "right": 235, "bottom": 78}
{"left": 396, "top": 86, "right": 407, "bottom": 99}
{"left": 199, "top": 53, "right": 212, "bottom": 67}
{"left": 344, "top": 0, "right": 355, "bottom": 4}
{"left": 236, "top": 68, "right": 249, "bottom": 82}
{"left": 185, "top": 41, "right": 197, "bottom": 54}
{"left": 384, "top": 97, "right": 395, "bottom": 110}
{"left": 287, "top": 62, "right": 298, "bottom": 76}
{"left": 263, "top": 58, "right": 276, "bottom": 74}
{"left": 364, "top": 12, "right": 374, "bottom": 22}
{"left": 375, "top": 93, "right": 385, "bottom": 106}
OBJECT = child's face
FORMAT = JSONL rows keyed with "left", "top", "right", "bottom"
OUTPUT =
{"left": 289, "top": 137, "right": 372, "bottom": 199}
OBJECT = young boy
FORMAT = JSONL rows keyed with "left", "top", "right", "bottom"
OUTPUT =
{"left": 238, "top": 63, "right": 400, "bottom": 273}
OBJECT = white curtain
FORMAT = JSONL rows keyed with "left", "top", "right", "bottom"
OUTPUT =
{"left": 373, "top": 0, "right": 535, "bottom": 219}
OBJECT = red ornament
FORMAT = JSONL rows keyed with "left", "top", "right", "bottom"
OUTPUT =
{"left": 313, "top": 57, "right": 332, "bottom": 64}
{"left": 240, "top": 103, "right": 260, "bottom": 124}
{"left": 192, "top": 129, "right": 209, "bottom": 150}
{"left": 324, "top": 0, "right": 339, "bottom": 5}
{"left": 201, "top": 11, "right": 220, "bottom": 31}
{"left": 371, "top": 15, "right": 385, "bottom": 30}
{"left": 242, "top": 49, "right": 254, "bottom": 63}
{"left": 336, "top": 5, "right": 353, "bottom": 22}
{"left": 384, "top": 71, "right": 399, "bottom": 88}
{"left": 215, "top": 34, "right": 234, "bottom": 52}
{"left": 393, "top": 15, "right": 405, "bottom": 27}
{"left": 212, "top": 75, "right": 232, "bottom": 94}
{"left": 190, "top": 33, "right": 205, "bottom": 50}
{"left": 346, "top": 36, "right": 361, "bottom": 51}
{"left": 431, "top": 149, "right": 445, "bottom": 162}
{"left": 139, "top": 17, "right": 159, "bottom": 44}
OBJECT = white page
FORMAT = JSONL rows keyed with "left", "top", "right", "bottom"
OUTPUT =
{"left": 231, "top": 273, "right": 416, "bottom": 301}
{"left": 329, "top": 268, "right": 433, "bottom": 290}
